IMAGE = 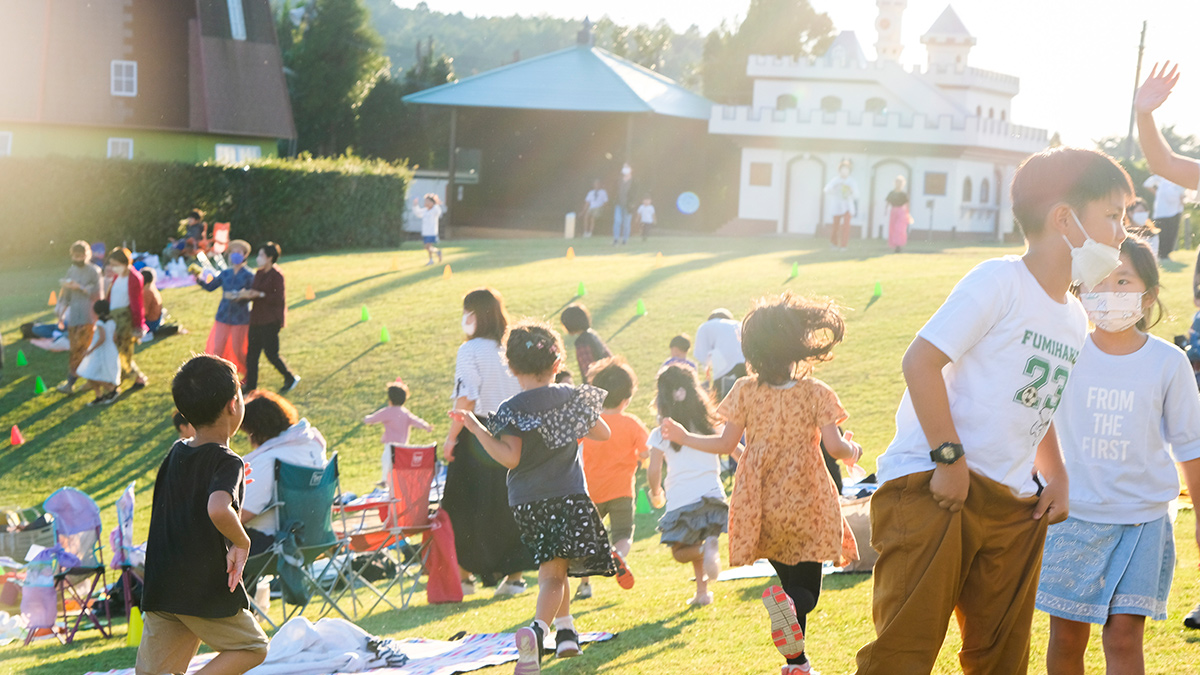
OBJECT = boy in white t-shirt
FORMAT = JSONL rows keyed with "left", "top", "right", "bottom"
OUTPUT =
{"left": 854, "top": 147, "right": 1133, "bottom": 675}
{"left": 635, "top": 196, "right": 655, "bottom": 241}
{"left": 581, "top": 179, "right": 608, "bottom": 238}
{"left": 1136, "top": 59, "right": 1200, "bottom": 632}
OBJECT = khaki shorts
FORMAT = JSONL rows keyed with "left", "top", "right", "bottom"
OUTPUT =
{"left": 135, "top": 609, "right": 268, "bottom": 675}
{"left": 595, "top": 496, "right": 635, "bottom": 542}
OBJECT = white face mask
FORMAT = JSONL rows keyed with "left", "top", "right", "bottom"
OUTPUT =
{"left": 1130, "top": 210, "right": 1149, "bottom": 226}
{"left": 1064, "top": 210, "right": 1122, "bottom": 289}
{"left": 461, "top": 312, "right": 476, "bottom": 337}
{"left": 1079, "top": 291, "right": 1144, "bottom": 332}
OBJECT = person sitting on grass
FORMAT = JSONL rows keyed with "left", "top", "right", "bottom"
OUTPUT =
{"left": 137, "top": 354, "right": 268, "bottom": 675}
{"left": 576, "top": 356, "right": 649, "bottom": 600}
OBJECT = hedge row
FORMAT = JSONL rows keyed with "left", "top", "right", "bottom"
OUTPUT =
{"left": 0, "top": 155, "right": 412, "bottom": 265}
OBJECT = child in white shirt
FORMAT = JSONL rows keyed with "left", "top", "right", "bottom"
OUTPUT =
{"left": 411, "top": 194, "right": 444, "bottom": 266}
{"left": 635, "top": 197, "right": 655, "bottom": 241}
{"left": 1037, "top": 237, "right": 1200, "bottom": 673}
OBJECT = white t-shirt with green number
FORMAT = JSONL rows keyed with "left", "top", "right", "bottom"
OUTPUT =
{"left": 877, "top": 256, "right": 1088, "bottom": 497}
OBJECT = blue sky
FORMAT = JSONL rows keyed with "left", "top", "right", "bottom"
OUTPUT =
{"left": 395, "top": 0, "right": 1200, "bottom": 148}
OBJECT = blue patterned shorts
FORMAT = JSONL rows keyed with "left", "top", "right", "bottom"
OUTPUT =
{"left": 1036, "top": 515, "right": 1174, "bottom": 623}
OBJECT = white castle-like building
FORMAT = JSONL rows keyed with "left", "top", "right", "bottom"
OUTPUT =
{"left": 709, "top": 2, "right": 1049, "bottom": 240}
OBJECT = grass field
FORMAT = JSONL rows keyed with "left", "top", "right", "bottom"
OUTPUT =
{"left": 2, "top": 235, "right": 1199, "bottom": 674}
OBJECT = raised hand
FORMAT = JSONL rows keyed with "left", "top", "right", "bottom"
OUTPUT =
{"left": 1135, "top": 61, "right": 1180, "bottom": 114}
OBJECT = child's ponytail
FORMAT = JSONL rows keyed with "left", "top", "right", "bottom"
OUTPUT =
{"left": 655, "top": 364, "right": 717, "bottom": 450}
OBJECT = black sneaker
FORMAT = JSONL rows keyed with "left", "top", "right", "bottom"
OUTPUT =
{"left": 1185, "top": 602, "right": 1200, "bottom": 629}
{"left": 98, "top": 390, "right": 120, "bottom": 406}
{"left": 280, "top": 375, "right": 300, "bottom": 394}
{"left": 554, "top": 628, "right": 580, "bottom": 658}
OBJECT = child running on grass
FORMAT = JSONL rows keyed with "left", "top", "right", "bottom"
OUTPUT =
{"left": 661, "top": 292, "right": 862, "bottom": 674}
{"left": 450, "top": 320, "right": 621, "bottom": 674}
{"left": 560, "top": 304, "right": 611, "bottom": 382}
{"left": 648, "top": 363, "right": 740, "bottom": 607}
{"left": 364, "top": 379, "right": 433, "bottom": 487}
{"left": 137, "top": 354, "right": 267, "bottom": 675}
{"left": 576, "top": 356, "right": 648, "bottom": 599}
{"left": 855, "top": 147, "right": 1132, "bottom": 674}
{"left": 1037, "top": 236, "right": 1200, "bottom": 674}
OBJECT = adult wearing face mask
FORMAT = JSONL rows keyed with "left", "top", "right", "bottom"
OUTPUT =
{"left": 103, "top": 248, "right": 149, "bottom": 391}
{"left": 56, "top": 240, "right": 104, "bottom": 394}
{"left": 198, "top": 239, "right": 255, "bottom": 374}
{"left": 241, "top": 242, "right": 298, "bottom": 393}
{"left": 442, "top": 287, "right": 534, "bottom": 597}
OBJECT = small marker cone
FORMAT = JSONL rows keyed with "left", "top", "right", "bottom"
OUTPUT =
{"left": 635, "top": 488, "right": 652, "bottom": 514}
{"left": 443, "top": 265, "right": 452, "bottom": 278}
{"left": 360, "top": 305, "right": 370, "bottom": 322}
{"left": 48, "top": 290, "right": 57, "bottom": 306}
{"left": 566, "top": 246, "right": 575, "bottom": 261}
{"left": 11, "top": 425, "right": 25, "bottom": 446}
{"left": 654, "top": 252, "right": 663, "bottom": 267}
{"left": 790, "top": 262, "right": 799, "bottom": 278}
{"left": 390, "top": 257, "right": 399, "bottom": 271}
{"left": 873, "top": 281, "right": 883, "bottom": 298}
{"left": 380, "top": 327, "right": 391, "bottom": 343}
{"left": 127, "top": 607, "right": 143, "bottom": 647}
{"left": 34, "top": 376, "right": 46, "bottom": 395}
{"left": 304, "top": 285, "right": 316, "bottom": 300}
{"left": 635, "top": 299, "right": 647, "bottom": 316}
{"left": 577, "top": 282, "right": 586, "bottom": 297}
{"left": 16, "top": 350, "right": 27, "bottom": 367}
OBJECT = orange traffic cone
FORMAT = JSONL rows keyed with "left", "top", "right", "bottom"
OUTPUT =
{"left": 48, "top": 290, "right": 57, "bottom": 306}
{"left": 304, "top": 286, "right": 316, "bottom": 300}
{"left": 11, "top": 425, "right": 25, "bottom": 446}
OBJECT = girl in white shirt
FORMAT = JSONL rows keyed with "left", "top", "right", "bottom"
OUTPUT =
{"left": 1038, "top": 236, "right": 1200, "bottom": 674}
{"left": 647, "top": 364, "right": 740, "bottom": 607}
{"left": 411, "top": 193, "right": 444, "bottom": 266}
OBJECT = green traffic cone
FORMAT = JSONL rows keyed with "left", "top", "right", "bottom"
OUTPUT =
{"left": 16, "top": 350, "right": 28, "bottom": 367}
{"left": 380, "top": 327, "right": 391, "bottom": 343}
{"left": 635, "top": 488, "right": 652, "bottom": 514}
{"left": 873, "top": 281, "right": 882, "bottom": 298}
{"left": 790, "top": 261, "right": 799, "bottom": 278}
{"left": 635, "top": 299, "right": 646, "bottom": 316}
{"left": 577, "top": 281, "right": 586, "bottom": 297}
{"left": 34, "top": 376, "right": 46, "bottom": 394}
{"left": 360, "top": 305, "right": 370, "bottom": 322}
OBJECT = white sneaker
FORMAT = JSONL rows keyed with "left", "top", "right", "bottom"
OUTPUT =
{"left": 494, "top": 579, "right": 528, "bottom": 597}
{"left": 461, "top": 581, "right": 476, "bottom": 596}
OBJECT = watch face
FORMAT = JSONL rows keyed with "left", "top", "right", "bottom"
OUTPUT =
{"left": 937, "top": 447, "right": 951, "bottom": 461}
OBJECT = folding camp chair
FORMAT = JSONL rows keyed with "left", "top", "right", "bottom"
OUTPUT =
{"left": 336, "top": 444, "right": 438, "bottom": 612}
{"left": 23, "top": 488, "right": 111, "bottom": 645}
{"left": 109, "top": 482, "right": 140, "bottom": 615}
{"left": 242, "top": 453, "right": 357, "bottom": 630}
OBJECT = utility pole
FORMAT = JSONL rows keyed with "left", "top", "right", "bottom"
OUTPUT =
{"left": 1125, "top": 21, "right": 1147, "bottom": 160}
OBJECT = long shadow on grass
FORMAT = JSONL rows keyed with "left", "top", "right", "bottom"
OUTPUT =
{"left": 0, "top": 403, "right": 108, "bottom": 478}
{"left": 309, "top": 343, "right": 383, "bottom": 391}
{"left": 289, "top": 271, "right": 394, "bottom": 311}
{"left": 73, "top": 419, "right": 175, "bottom": 504}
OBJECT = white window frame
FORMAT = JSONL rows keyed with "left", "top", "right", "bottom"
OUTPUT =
{"left": 227, "top": 0, "right": 247, "bottom": 40}
{"left": 0, "top": 132, "right": 12, "bottom": 157}
{"left": 215, "top": 143, "right": 262, "bottom": 164}
{"left": 107, "top": 137, "right": 134, "bottom": 160}
{"left": 111, "top": 60, "right": 137, "bottom": 97}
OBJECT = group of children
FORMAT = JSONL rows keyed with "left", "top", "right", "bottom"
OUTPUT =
{"left": 134, "top": 67, "right": 1200, "bottom": 675}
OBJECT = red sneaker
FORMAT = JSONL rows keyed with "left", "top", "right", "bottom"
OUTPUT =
{"left": 762, "top": 585, "right": 805, "bottom": 659}
{"left": 611, "top": 551, "right": 635, "bottom": 589}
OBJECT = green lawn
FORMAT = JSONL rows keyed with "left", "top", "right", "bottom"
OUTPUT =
{"left": 2, "top": 236, "right": 1199, "bottom": 674}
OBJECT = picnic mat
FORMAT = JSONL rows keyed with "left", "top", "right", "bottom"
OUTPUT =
{"left": 84, "top": 631, "right": 616, "bottom": 675}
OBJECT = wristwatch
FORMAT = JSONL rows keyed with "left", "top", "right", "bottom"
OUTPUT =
{"left": 929, "top": 442, "right": 964, "bottom": 465}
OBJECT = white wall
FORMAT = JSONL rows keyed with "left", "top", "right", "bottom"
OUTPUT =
{"left": 738, "top": 148, "right": 786, "bottom": 227}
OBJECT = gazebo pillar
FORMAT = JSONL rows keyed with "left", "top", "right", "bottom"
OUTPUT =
{"left": 446, "top": 107, "right": 457, "bottom": 237}
{"left": 625, "top": 115, "right": 634, "bottom": 164}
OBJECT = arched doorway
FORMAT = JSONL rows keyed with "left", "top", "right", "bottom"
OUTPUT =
{"left": 784, "top": 155, "right": 825, "bottom": 235}
{"left": 869, "top": 159, "right": 912, "bottom": 239}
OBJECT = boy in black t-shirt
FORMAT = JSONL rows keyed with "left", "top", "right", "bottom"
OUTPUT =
{"left": 136, "top": 355, "right": 268, "bottom": 675}
{"left": 560, "top": 304, "right": 611, "bottom": 383}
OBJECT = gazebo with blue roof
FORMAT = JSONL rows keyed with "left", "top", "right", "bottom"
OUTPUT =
{"left": 402, "top": 21, "right": 721, "bottom": 234}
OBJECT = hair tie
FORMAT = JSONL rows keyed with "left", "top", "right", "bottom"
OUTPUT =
{"left": 525, "top": 340, "right": 534, "bottom": 349}
{"left": 673, "top": 387, "right": 687, "bottom": 402}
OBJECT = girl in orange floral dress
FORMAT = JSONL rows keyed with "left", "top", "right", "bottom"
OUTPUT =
{"left": 661, "top": 292, "right": 861, "bottom": 675}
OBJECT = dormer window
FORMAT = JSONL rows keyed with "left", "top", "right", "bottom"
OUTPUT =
{"left": 821, "top": 96, "right": 842, "bottom": 113}
{"left": 776, "top": 94, "right": 797, "bottom": 110}
{"left": 865, "top": 97, "right": 887, "bottom": 114}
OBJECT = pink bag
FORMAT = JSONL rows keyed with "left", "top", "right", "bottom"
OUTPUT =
{"left": 424, "top": 510, "right": 463, "bottom": 604}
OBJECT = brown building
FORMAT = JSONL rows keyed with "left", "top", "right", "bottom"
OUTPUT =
{"left": 0, "top": 0, "right": 295, "bottom": 162}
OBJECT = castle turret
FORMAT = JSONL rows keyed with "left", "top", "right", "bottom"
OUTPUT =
{"left": 874, "top": 0, "right": 906, "bottom": 63}
{"left": 921, "top": 5, "right": 975, "bottom": 71}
